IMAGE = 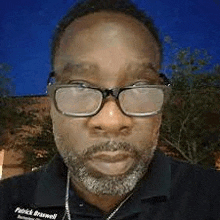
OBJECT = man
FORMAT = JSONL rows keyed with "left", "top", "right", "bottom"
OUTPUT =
{"left": 1, "top": 0, "right": 220, "bottom": 219}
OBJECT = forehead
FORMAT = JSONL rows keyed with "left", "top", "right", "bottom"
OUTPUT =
{"left": 64, "top": 11, "right": 150, "bottom": 36}
{"left": 54, "top": 11, "right": 161, "bottom": 86}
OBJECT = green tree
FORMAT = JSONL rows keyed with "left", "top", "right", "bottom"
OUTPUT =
{"left": 0, "top": 63, "right": 17, "bottom": 145}
{"left": 0, "top": 63, "right": 14, "bottom": 96}
{"left": 0, "top": 64, "right": 53, "bottom": 170}
{"left": 23, "top": 115, "right": 57, "bottom": 169}
{"left": 0, "top": 97, "right": 40, "bottom": 150}
{"left": 160, "top": 48, "right": 220, "bottom": 167}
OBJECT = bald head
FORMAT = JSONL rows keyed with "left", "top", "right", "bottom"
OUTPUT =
{"left": 50, "top": 0, "right": 162, "bottom": 69}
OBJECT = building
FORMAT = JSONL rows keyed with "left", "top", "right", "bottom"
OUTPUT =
{"left": 0, "top": 95, "right": 50, "bottom": 179}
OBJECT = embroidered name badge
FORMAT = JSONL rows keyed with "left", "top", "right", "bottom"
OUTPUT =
{"left": 14, "top": 207, "right": 58, "bottom": 220}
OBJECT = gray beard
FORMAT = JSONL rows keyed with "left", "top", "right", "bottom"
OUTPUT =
{"left": 55, "top": 139, "right": 156, "bottom": 196}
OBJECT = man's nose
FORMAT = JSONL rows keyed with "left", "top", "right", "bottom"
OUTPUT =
{"left": 87, "top": 99, "right": 133, "bottom": 136}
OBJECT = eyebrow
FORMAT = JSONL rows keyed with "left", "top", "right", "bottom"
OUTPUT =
{"left": 125, "top": 62, "right": 157, "bottom": 74}
{"left": 63, "top": 62, "right": 98, "bottom": 72}
{"left": 56, "top": 62, "right": 98, "bottom": 82}
{"left": 124, "top": 62, "right": 161, "bottom": 84}
{"left": 56, "top": 61, "right": 160, "bottom": 84}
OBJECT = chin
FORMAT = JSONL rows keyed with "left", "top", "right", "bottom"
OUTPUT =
{"left": 67, "top": 154, "right": 153, "bottom": 196}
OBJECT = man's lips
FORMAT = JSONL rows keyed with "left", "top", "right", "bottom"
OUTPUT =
{"left": 85, "top": 151, "right": 135, "bottom": 175}
{"left": 87, "top": 151, "right": 134, "bottom": 162}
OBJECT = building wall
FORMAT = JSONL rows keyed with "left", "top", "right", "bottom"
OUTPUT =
{"left": 0, "top": 95, "right": 50, "bottom": 179}
{"left": 2, "top": 150, "right": 25, "bottom": 179}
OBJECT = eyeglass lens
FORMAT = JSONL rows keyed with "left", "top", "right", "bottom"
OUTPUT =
{"left": 119, "top": 88, "right": 164, "bottom": 115}
{"left": 55, "top": 87, "right": 164, "bottom": 116}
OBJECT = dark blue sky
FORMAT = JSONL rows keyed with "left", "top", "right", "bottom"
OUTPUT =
{"left": 0, "top": 0, "right": 220, "bottom": 96}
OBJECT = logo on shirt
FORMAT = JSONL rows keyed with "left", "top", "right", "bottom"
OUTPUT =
{"left": 14, "top": 207, "right": 58, "bottom": 220}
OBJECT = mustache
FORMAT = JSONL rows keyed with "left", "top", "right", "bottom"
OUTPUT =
{"left": 81, "top": 141, "right": 140, "bottom": 159}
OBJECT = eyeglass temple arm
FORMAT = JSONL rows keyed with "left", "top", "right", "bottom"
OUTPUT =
{"left": 47, "top": 71, "right": 55, "bottom": 85}
{"left": 159, "top": 73, "right": 171, "bottom": 86}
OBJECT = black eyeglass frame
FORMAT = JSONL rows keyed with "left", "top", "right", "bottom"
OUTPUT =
{"left": 47, "top": 72, "right": 172, "bottom": 117}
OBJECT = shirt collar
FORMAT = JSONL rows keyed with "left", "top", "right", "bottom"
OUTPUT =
{"left": 138, "top": 150, "right": 171, "bottom": 200}
{"left": 34, "top": 154, "right": 67, "bottom": 207}
{"left": 114, "top": 151, "right": 171, "bottom": 219}
{"left": 34, "top": 150, "right": 171, "bottom": 208}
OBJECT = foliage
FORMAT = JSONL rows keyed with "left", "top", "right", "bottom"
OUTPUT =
{"left": 0, "top": 96, "right": 54, "bottom": 170}
{"left": 0, "top": 63, "right": 14, "bottom": 96}
{"left": 0, "top": 100, "right": 42, "bottom": 152}
{"left": 0, "top": 63, "right": 23, "bottom": 146}
{"left": 160, "top": 48, "right": 220, "bottom": 167}
{"left": 23, "top": 116, "right": 57, "bottom": 169}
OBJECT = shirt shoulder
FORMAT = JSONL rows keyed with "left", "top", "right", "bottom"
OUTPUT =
{"left": 0, "top": 167, "right": 44, "bottom": 218}
{"left": 170, "top": 157, "right": 220, "bottom": 218}
{"left": 0, "top": 168, "right": 42, "bottom": 195}
{"left": 171, "top": 157, "right": 220, "bottom": 185}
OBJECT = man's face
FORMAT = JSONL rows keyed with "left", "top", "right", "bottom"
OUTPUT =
{"left": 51, "top": 12, "right": 162, "bottom": 196}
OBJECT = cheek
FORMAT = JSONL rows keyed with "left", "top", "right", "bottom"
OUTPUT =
{"left": 51, "top": 106, "right": 88, "bottom": 152}
{"left": 134, "top": 115, "right": 162, "bottom": 146}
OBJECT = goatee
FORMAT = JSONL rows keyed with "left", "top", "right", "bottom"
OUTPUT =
{"left": 57, "top": 141, "right": 156, "bottom": 196}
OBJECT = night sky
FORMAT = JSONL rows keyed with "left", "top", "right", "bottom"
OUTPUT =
{"left": 1, "top": 0, "right": 220, "bottom": 96}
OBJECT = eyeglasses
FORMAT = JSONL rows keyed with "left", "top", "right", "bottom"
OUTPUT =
{"left": 47, "top": 72, "right": 171, "bottom": 117}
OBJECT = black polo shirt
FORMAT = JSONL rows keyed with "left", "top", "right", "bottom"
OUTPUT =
{"left": 1, "top": 151, "right": 220, "bottom": 220}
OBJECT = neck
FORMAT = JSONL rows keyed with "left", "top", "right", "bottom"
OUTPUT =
{"left": 70, "top": 178, "right": 129, "bottom": 213}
